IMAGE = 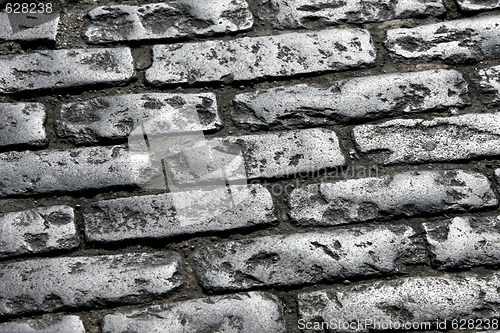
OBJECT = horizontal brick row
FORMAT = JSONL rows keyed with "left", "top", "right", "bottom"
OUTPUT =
{"left": 0, "top": 205, "right": 78, "bottom": 259}
{"left": 0, "top": 103, "right": 47, "bottom": 149}
{"left": 146, "top": 28, "right": 376, "bottom": 85}
{"left": 232, "top": 69, "right": 469, "bottom": 130}
{"left": 0, "top": 315, "right": 85, "bottom": 333}
{"left": 0, "top": 12, "right": 59, "bottom": 42}
{"left": 85, "top": 0, "right": 253, "bottom": 44}
{"left": 0, "top": 252, "right": 182, "bottom": 316}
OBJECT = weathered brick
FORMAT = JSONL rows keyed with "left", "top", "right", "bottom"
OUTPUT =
{"left": 85, "top": 0, "right": 253, "bottom": 44}
{"left": 146, "top": 29, "right": 376, "bottom": 85}
{"left": 0, "top": 48, "right": 135, "bottom": 94}
{"left": 259, "top": 0, "right": 445, "bottom": 29}
{"left": 456, "top": 0, "right": 500, "bottom": 12}
{"left": 424, "top": 216, "right": 500, "bottom": 269}
{"left": 0, "top": 205, "right": 78, "bottom": 259}
{"left": 193, "top": 225, "right": 426, "bottom": 291}
{"left": 232, "top": 69, "right": 468, "bottom": 130}
{"left": 298, "top": 273, "right": 500, "bottom": 332}
{"left": 0, "top": 146, "right": 156, "bottom": 197}
{"left": 0, "top": 315, "right": 85, "bottom": 333}
{"left": 0, "top": 252, "right": 182, "bottom": 316}
{"left": 55, "top": 93, "right": 221, "bottom": 145}
{"left": 472, "top": 65, "right": 500, "bottom": 106}
{"left": 353, "top": 112, "right": 500, "bottom": 165}
{"left": 101, "top": 292, "right": 286, "bottom": 333}
{"left": 84, "top": 184, "right": 276, "bottom": 242}
{"left": 290, "top": 170, "right": 497, "bottom": 226}
{"left": 0, "top": 12, "right": 59, "bottom": 42}
{"left": 0, "top": 103, "right": 47, "bottom": 149}
{"left": 385, "top": 16, "right": 500, "bottom": 64}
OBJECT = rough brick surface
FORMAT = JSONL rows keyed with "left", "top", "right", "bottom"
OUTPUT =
{"left": 0, "top": 315, "right": 85, "bottom": 333}
{"left": 55, "top": 93, "right": 221, "bottom": 144}
{"left": 0, "top": 205, "right": 78, "bottom": 259}
{"left": 456, "top": 0, "right": 500, "bottom": 11}
{"left": 101, "top": 292, "right": 286, "bottom": 333}
{"left": 0, "top": 103, "right": 47, "bottom": 149}
{"left": 0, "top": 146, "right": 156, "bottom": 197}
{"left": 193, "top": 225, "right": 426, "bottom": 291}
{"left": 0, "top": 48, "right": 135, "bottom": 94}
{"left": 259, "top": 0, "right": 445, "bottom": 29}
{"left": 473, "top": 65, "right": 500, "bottom": 106}
{"left": 85, "top": 0, "right": 253, "bottom": 44}
{"left": 290, "top": 170, "right": 497, "bottom": 226}
{"left": 0, "top": 12, "right": 59, "bottom": 42}
{"left": 0, "top": 252, "right": 182, "bottom": 316}
{"left": 146, "top": 28, "right": 376, "bottom": 85}
{"left": 385, "top": 16, "right": 500, "bottom": 64}
{"left": 84, "top": 184, "right": 276, "bottom": 242}
{"left": 298, "top": 273, "right": 500, "bottom": 333}
{"left": 424, "top": 216, "right": 500, "bottom": 269}
{"left": 353, "top": 112, "right": 500, "bottom": 165}
{"left": 232, "top": 69, "right": 469, "bottom": 130}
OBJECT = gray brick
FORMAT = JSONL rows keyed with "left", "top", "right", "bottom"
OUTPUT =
{"left": 0, "top": 12, "right": 59, "bottom": 42}
{"left": 385, "top": 16, "right": 500, "bottom": 64}
{"left": 101, "top": 292, "right": 286, "bottom": 333}
{"left": 259, "top": 0, "right": 445, "bottom": 29}
{"left": 84, "top": 184, "right": 276, "bottom": 242}
{"left": 0, "top": 205, "right": 78, "bottom": 259}
{"left": 290, "top": 170, "right": 497, "bottom": 226}
{"left": 0, "top": 103, "right": 47, "bottom": 149}
{"left": 85, "top": 0, "right": 253, "bottom": 44}
{"left": 0, "top": 315, "right": 85, "bottom": 333}
{"left": 193, "top": 225, "right": 426, "bottom": 291}
{"left": 55, "top": 93, "right": 221, "bottom": 145}
{"left": 232, "top": 69, "right": 468, "bottom": 131}
{"left": 0, "top": 252, "right": 182, "bottom": 316}
{"left": 472, "top": 65, "right": 500, "bottom": 106}
{"left": 424, "top": 216, "right": 500, "bottom": 269}
{"left": 146, "top": 28, "right": 376, "bottom": 85}
{"left": 456, "top": 0, "right": 500, "bottom": 12}
{"left": 353, "top": 112, "right": 500, "bottom": 165}
{"left": 298, "top": 273, "right": 500, "bottom": 333}
{"left": 0, "top": 48, "right": 135, "bottom": 94}
{"left": 0, "top": 146, "right": 157, "bottom": 197}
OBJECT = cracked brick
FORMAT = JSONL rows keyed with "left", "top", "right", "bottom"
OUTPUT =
{"left": 193, "top": 225, "right": 426, "bottom": 291}
{"left": 0, "top": 315, "right": 85, "bottom": 333}
{"left": 290, "top": 170, "right": 497, "bottom": 226}
{"left": 0, "top": 103, "right": 47, "bottom": 149}
{"left": 146, "top": 28, "right": 376, "bottom": 85}
{"left": 472, "top": 65, "right": 500, "bottom": 107}
{"left": 232, "top": 69, "right": 469, "bottom": 131}
{"left": 101, "top": 292, "right": 286, "bottom": 333}
{"left": 85, "top": 0, "right": 253, "bottom": 44}
{"left": 0, "top": 252, "right": 183, "bottom": 316}
{"left": 0, "top": 12, "right": 59, "bottom": 42}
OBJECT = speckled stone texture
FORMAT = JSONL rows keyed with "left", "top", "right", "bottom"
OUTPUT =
{"left": 0, "top": 12, "right": 59, "bottom": 42}
{"left": 455, "top": 0, "right": 500, "bottom": 11}
{"left": 473, "top": 65, "right": 500, "bottom": 106}
{"left": 0, "top": 315, "right": 85, "bottom": 333}
{"left": 0, "top": 103, "right": 47, "bottom": 149}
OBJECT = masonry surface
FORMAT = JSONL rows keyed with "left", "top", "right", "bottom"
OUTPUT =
{"left": 0, "top": 0, "right": 500, "bottom": 332}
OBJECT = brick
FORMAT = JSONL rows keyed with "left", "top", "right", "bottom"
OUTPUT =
{"left": 385, "top": 16, "right": 500, "bottom": 64}
{"left": 85, "top": 0, "right": 253, "bottom": 44}
{"left": 0, "top": 103, "right": 47, "bottom": 149}
{"left": 353, "top": 112, "right": 500, "bottom": 165}
{"left": 472, "top": 65, "right": 500, "bottom": 107}
{"left": 290, "top": 170, "right": 497, "bottom": 226}
{"left": 193, "top": 225, "right": 426, "bottom": 291}
{"left": 145, "top": 29, "right": 376, "bottom": 85}
{"left": 424, "top": 216, "right": 500, "bottom": 269}
{"left": 0, "top": 146, "right": 157, "bottom": 197}
{"left": 0, "top": 252, "right": 182, "bottom": 316}
{"left": 0, "top": 48, "right": 135, "bottom": 94}
{"left": 456, "top": 0, "right": 500, "bottom": 12}
{"left": 84, "top": 184, "right": 276, "bottom": 242}
{"left": 259, "top": 0, "right": 445, "bottom": 29}
{"left": 0, "top": 315, "right": 85, "bottom": 333}
{"left": 0, "top": 12, "right": 59, "bottom": 42}
{"left": 0, "top": 205, "right": 78, "bottom": 259}
{"left": 101, "top": 292, "right": 286, "bottom": 333}
{"left": 232, "top": 69, "right": 469, "bottom": 130}
{"left": 298, "top": 272, "right": 500, "bottom": 333}
{"left": 55, "top": 93, "right": 221, "bottom": 145}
